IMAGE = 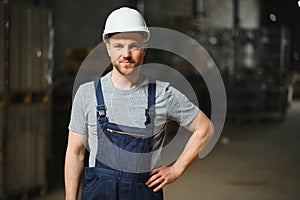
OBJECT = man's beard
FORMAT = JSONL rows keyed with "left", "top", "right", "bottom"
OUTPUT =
{"left": 113, "top": 64, "right": 140, "bottom": 76}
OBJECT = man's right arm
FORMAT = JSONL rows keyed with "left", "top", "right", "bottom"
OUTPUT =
{"left": 64, "top": 130, "right": 87, "bottom": 200}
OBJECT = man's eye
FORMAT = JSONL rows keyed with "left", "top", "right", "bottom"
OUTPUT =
{"left": 130, "top": 45, "right": 140, "bottom": 50}
{"left": 114, "top": 45, "right": 122, "bottom": 49}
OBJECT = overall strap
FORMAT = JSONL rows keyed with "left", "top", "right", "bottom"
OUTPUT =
{"left": 94, "top": 79, "right": 107, "bottom": 121}
{"left": 145, "top": 82, "right": 156, "bottom": 125}
{"left": 95, "top": 78, "right": 156, "bottom": 124}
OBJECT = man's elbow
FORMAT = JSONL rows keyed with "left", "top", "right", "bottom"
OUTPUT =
{"left": 201, "top": 121, "right": 214, "bottom": 143}
{"left": 206, "top": 121, "right": 215, "bottom": 141}
{"left": 77, "top": 147, "right": 86, "bottom": 162}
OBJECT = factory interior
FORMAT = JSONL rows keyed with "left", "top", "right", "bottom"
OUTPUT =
{"left": 1, "top": 0, "right": 300, "bottom": 199}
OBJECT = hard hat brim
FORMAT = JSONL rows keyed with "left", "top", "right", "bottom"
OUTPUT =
{"left": 103, "top": 29, "right": 150, "bottom": 43}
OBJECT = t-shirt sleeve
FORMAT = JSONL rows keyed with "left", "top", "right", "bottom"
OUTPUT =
{"left": 68, "top": 86, "right": 88, "bottom": 134}
{"left": 165, "top": 85, "right": 199, "bottom": 126}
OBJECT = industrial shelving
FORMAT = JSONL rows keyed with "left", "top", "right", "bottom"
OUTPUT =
{"left": 0, "top": 2, "right": 53, "bottom": 199}
{"left": 199, "top": 27, "right": 290, "bottom": 121}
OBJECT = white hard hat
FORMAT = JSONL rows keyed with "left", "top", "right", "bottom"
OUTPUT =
{"left": 102, "top": 7, "right": 150, "bottom": 42}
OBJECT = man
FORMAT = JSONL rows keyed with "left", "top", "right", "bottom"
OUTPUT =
{"left": 65, "top": 7, "right": 214, "bottom": 200}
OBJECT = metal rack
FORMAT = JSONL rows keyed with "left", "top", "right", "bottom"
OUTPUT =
{"left": 199, "top": 27, "right": 290, "bottom": 121}
{"left": 0, "top": 2, "right": 9, "bottom": 198}
{"left": 0, "top": 2, "right": 53, "bottom": 199}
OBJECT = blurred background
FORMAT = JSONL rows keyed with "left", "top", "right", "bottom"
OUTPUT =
{"left": 0, "top": 0, "right": 300, "bottom": 199}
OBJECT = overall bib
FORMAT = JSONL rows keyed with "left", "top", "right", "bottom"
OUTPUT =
{"left": 81, "top": 79, "right": 164, "bottom": 200}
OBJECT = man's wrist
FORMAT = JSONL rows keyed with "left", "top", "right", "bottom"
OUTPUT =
{"left": 170, "top": 162, "right": 186, "bottom": 177}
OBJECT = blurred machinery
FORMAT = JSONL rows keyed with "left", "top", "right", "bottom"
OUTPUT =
{"left": 0, "top": 2, "right": 53, "bottom": 199}
{"left": 198, "top": 27, "right": 290, "bottom": 121}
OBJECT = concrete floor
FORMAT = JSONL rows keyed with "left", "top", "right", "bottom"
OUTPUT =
{"left": 34, "top": 101, "right": 300, "bottom": 200}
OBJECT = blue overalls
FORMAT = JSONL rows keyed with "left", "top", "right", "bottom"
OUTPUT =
{"left": 81, "top": 79, "right": 164, "bottom": 200}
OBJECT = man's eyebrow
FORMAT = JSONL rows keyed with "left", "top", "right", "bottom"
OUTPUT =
{"left": 111, "top": 42, "right": 122, "bottom": 45}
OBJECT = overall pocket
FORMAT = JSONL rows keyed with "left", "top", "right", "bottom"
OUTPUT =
{"left": 81, "top": 167, "right": 114, "bottom": 200}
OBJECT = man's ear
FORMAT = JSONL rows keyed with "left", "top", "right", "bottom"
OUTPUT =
{"left": 142, "top": 44, "right": 147, "bottom": 56}
{"left": 106, "top": 43, "right": 111, "bottom": 57}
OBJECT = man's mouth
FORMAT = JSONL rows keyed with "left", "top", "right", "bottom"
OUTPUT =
{"left": 120, "top": 61, "right": 133, "bottom": 65}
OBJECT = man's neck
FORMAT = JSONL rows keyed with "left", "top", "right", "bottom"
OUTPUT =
{"left": 111, "top": 68, "right": 141, "bottom": 90}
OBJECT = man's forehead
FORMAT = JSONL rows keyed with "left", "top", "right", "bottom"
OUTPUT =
{"left": 109, "top": 32, "right": 145, "bottom": 43}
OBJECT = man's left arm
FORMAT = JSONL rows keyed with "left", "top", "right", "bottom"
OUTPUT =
{"left": 146, "top": 110, "right": 214, "bottom": 192}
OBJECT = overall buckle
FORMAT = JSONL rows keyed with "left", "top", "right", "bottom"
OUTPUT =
{"left": 97, "top": 105, "right": 107, "bottom": 119}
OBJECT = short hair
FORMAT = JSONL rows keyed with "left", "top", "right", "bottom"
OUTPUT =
{"left": 104, "top": 32, "right": 147, "bottom": 43}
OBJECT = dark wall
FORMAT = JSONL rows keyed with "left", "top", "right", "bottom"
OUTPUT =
{"left": 50, "top": 0, "right": 138, "bottom": 72}
{"left": 261, "top": 0, "right": 300, "bottom": 71}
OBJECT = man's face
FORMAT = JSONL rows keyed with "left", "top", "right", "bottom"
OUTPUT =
{"left": 106, "top": 32, "right": 146, "bottom": 76}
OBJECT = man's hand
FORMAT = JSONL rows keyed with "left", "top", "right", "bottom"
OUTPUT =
{"left": 145, "top": 165, "right": 183, "bottom": 192}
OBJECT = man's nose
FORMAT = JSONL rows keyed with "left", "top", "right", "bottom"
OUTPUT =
{"left": 122, "top": 47, "right": 131, "bottom": 58}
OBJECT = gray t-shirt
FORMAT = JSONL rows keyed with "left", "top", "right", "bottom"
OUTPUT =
{"left": 68, "top": 72, "right": 199, "bottom": 167}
